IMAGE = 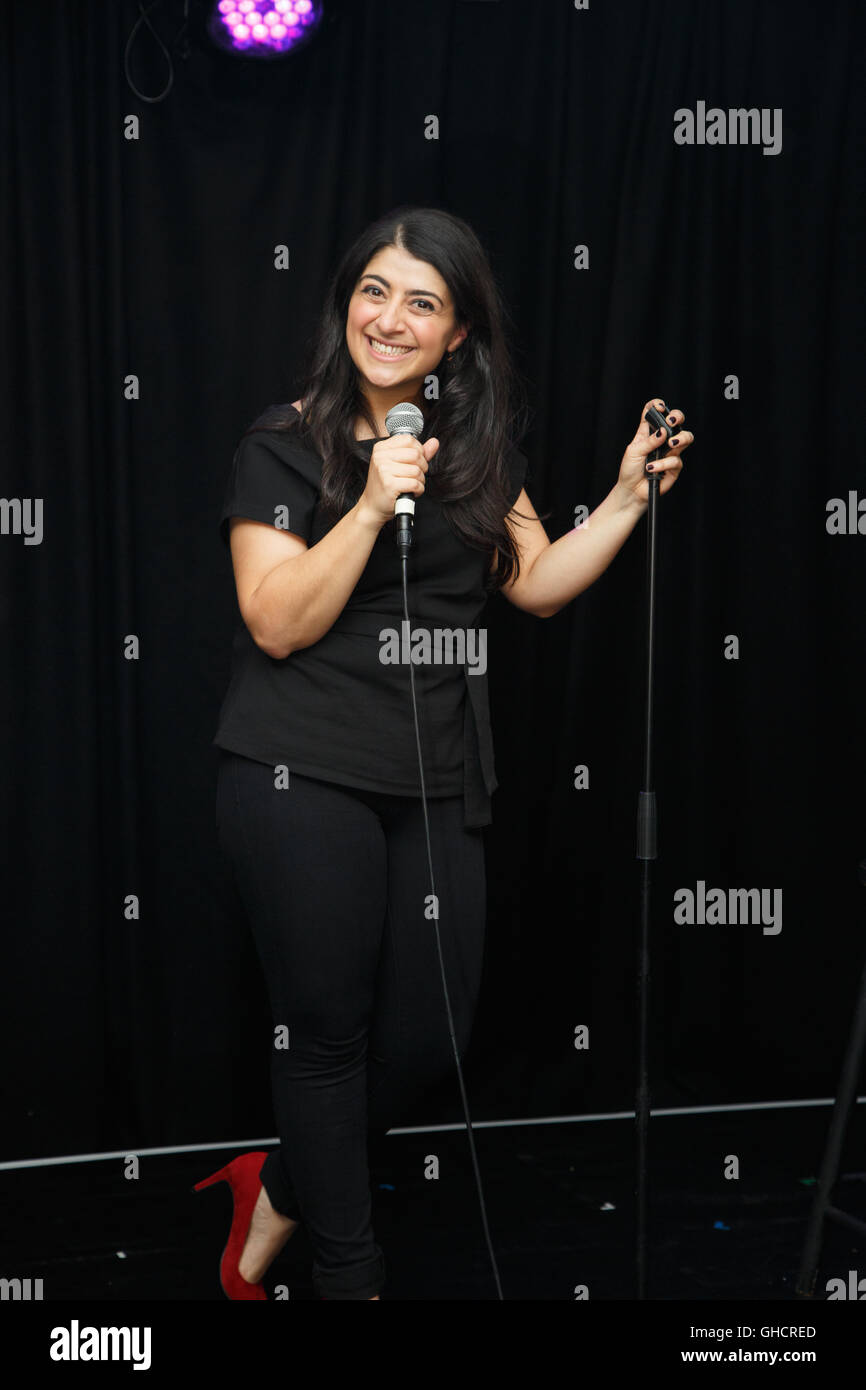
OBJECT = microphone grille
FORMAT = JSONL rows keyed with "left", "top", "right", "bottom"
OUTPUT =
{"left": 385, "top": 402, "right": 424, "bottom": 438}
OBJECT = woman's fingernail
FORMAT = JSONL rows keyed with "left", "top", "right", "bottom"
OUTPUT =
{"left": 646, "top": 463, "right": 655, "bottom": 471}
{"left": 670, "top": 436, "right": 679, "bottom": 447}
{"left": 656, "top": 427, "right": 664, "bottom": 436}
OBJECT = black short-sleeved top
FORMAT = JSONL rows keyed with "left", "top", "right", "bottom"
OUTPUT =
{"left": 213, "top": 404, "right": 528, "bottom": 828}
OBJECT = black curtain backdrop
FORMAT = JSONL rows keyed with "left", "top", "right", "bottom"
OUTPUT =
{"left": 1, "top": 0, "right": 864, "bottom": 1163}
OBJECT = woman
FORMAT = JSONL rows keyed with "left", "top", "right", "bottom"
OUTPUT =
{"left": 196, "top": 205, "right": 692, "bottom": 1301}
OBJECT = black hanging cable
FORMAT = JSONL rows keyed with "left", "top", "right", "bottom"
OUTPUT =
{"left": 393, "top": 443, "right": 504, "bottom": 1298}
{"left": 386, "top": 403, "right": 500, "bottom": 1289}
{"left": 383, "top": 389, "right": 500, "bottom": 1289}
{"left": 124, "top": 0, "right": 191, "bottom": 104}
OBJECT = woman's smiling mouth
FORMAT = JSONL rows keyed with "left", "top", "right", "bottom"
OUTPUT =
{"left": 366, "top": 335, "right": 417, "bottom": 359}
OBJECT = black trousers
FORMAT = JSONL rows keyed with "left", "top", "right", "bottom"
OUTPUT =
{"left": 215, "top": 749, "right": 486, "bottom": 1300}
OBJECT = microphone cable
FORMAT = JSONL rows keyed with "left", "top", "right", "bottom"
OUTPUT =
{"left": 390, "top": 403, "right": 505, "bottom": 1301}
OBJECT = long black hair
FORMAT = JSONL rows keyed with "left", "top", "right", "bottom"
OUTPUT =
{"left": 249, "top": 205, "right": 539, "bottom": 593}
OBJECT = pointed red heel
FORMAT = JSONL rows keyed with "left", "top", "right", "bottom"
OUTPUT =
{"left": 193, "top": 1150, "right": 269, "bottom": 1300}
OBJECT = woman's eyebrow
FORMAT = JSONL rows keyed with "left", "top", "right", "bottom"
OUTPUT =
{"left": 359, "top": 272, "right": 443, "bottom": 305}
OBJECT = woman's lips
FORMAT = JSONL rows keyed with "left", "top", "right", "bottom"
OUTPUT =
{"left": 366, "top": 334, "right": 417, "bottom": 360}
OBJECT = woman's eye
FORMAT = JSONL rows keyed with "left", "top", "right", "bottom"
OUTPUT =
{"left": 361, "top": 285, "right": 434, "bottom": 312}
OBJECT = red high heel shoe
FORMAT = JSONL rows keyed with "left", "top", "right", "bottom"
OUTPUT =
{"left": 193, "top": 1150, "right": 269, "bottom": 1300}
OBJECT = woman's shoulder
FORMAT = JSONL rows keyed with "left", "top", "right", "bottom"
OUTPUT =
{"left": 237, "top": 401, "right": 321, "bottom": 484}
{"left": 245, "top": 399, "right": 303, "bottom": 433}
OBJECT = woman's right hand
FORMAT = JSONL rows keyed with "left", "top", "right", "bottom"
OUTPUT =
{"left": 357, "top": 434, "right": 440, "bottom": 529}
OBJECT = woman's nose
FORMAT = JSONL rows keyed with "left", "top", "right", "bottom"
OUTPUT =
{"left": 375, "top": 304, "right": 403, "bottom": 333}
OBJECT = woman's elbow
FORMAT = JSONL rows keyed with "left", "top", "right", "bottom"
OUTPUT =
{"left": 257, "top": 635, "right": 292, "bottom": 660}
{"left": 245, "top": 608, "right": 293, "bottom": 660}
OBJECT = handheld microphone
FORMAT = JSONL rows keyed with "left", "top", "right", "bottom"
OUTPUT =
{"left": 385, "top": 401, "right": 425, "bottom": 554}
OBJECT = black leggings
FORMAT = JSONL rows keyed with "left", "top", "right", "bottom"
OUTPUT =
{"left": 215, "top": 750, "right": 486, "bottom": 1300}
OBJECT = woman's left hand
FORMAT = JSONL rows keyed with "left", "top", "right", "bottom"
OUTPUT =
{"left": 616, "top": 397, "right": 694, "bottom": 507}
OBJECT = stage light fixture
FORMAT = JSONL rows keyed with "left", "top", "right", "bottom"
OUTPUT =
{"left": 207, "top": 0, "right": 323, "bottom": 59}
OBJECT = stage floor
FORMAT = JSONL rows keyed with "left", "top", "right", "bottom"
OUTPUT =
{"left": 2, "top": 1105, "right": 863, "bottom": 1301}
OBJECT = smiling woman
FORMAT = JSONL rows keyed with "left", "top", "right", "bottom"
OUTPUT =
{"left": 205, "top": 204, "right": 689, "bottom": 1306}
{"left": 204, "top": 205, "right": 548, "bottom": 1306}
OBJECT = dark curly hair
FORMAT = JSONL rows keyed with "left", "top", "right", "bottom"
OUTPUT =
{"left": 246, "top": 204, "right": 543, "bottom": 593}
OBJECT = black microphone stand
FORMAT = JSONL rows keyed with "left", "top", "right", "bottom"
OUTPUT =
{"left": 635, "top": 405, "right": 673, "bottom": 1300}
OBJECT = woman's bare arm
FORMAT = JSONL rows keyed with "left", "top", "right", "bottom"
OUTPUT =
{"left": 228, "top": 502, "right": 382, "bottom": 660}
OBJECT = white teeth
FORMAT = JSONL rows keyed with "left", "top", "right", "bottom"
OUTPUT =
{"left": 369, "top": 337, "right": 413, "bottom": 356}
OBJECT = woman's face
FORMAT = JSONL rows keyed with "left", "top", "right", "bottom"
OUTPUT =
{"left": 346, "top": 243, "right": 467, "bottom": 406}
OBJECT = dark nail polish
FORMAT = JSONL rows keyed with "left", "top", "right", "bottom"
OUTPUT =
{"left": 670, "top": 436, "right": 679, "bottom": 446}
{"left": 646, "top": 463, "right": 655, "bottom": 471}
{"left": 655, "top": 428, "right": 663, "bottom": 436}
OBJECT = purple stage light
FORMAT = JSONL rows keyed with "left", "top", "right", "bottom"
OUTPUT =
{"left": 207, "top": 0, "right": 323, "bottom": 57}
